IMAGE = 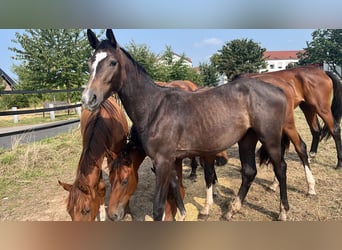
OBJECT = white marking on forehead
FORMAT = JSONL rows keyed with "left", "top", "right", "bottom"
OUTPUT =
{"left": 91, "top": 52, "right": 108, "bottom": 80}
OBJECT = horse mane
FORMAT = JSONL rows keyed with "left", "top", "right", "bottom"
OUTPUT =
{"left": 66, "top": 176, "right": 89, "bottom": 213}
{"left": 78, "top": 97, "right": 125, "bottom": 175}
{"left": 110, "top": 125, "right": 143, "bottom": 172}
{"left": 120, "top": 47, "right": 150, "bottom": 76}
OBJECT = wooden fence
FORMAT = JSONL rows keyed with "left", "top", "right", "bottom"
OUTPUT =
{"left": 0, "top": 88, "right": 83, "bottom": 137}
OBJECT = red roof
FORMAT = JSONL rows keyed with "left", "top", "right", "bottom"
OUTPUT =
{"left": 263, "top": 50, "right": 304, "bottom": 60}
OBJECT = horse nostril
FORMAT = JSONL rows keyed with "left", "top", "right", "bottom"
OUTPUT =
{"left": 91, "top": 94, "right": 97, "bottom": 104}
{"left": 109, "top": 213, "right": 118, "bottom": 221}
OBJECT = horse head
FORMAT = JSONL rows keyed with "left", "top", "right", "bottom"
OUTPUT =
{"left": 58, "top": 175, "right": 106, "bottom": 221}
{"left": 82, "top": 29, "right": 126, "bottom": 111}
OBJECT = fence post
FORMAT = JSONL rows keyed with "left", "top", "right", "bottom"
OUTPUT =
{"left": 12, "top": 107, "right": 18, "bottom": 123}
{"left": 76, "top": 102, "right": 82, "bottom": 116}
{"left": 49, "top": 103, "right": 55, "bottom": 120}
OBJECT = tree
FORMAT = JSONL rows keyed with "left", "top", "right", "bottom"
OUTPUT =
{"left": 297, "top": 29, "right": 342, "bottom": 78}
{"left": 156, "top": 46, "right": 201, "bottom": 84}
{"left": 9, "top": 29, "right": 97, "bottom": 103}
{"left": 124, "top": 40, "right": 159, "bottom": 80}
{"left": 211, "top": 38, "right": 267, "bottom": 81}
{"left": 198, "top": 62, "right": 219, "bottom": 87}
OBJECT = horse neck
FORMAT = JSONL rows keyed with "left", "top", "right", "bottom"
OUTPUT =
{"left": 117, "top": 57, "right": 165, "bottom": 129}
{"left": 76, "top": 161, "right": 102, "bottom": 188}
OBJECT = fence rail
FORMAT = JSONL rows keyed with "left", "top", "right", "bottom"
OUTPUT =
{"left": 0, "top": 88, "right": 83, "bottom": 117}
{"left": 0, "top": 103, "right": 81, "bottom": 116}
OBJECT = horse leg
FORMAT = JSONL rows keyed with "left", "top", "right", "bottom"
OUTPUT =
{"left": 315, "top": 102, "right": 342, "bottom": 169}
{"left": 283, "top": 123, "right": 316, "bottom": 195}
{"left": 198, "top": 155, "right": 216, "bottom": 220}
{"left": 226, "top": 130, "right": 258, "bottom": 220}
{"left": 152, "top": 156, "right": 174, "bottom": 221}
{"left": 299, "top": 103, "right": 321, "bottom": 159}
{"left": 165, "top": 158, "right": 186, "bottom": 221}
{"left": 189, "top": 157, "right": 198, "bottom": 180}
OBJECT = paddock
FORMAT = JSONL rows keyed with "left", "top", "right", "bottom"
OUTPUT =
{"left": 1, "top": 109, "right": 341, "bottom": 221}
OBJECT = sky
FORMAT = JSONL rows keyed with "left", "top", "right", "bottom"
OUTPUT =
{"left": 0, "top": 29, "right": 314, "bottom": 81}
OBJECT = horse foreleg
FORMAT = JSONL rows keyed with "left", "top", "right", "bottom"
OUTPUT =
{"left": 152, "top": 158, "right": 172, "bottom": 221}
{"left": 170, "top": 158, "right": 186, "bottom": 221}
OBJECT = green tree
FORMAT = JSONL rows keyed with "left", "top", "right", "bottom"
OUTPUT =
{"left": 198, "top": 62, "right": 219, "bottom": 87}
{"left": 157, "top": 46, "right": 201, "bottom": 84}
{"left": 211, "top": 38, "right": 267, "bottom": 81}
{"left": 125, "top": 40, "right": 160, "bottom": 80}
{"left": 9, "top": 29, "right": 96, "bottom": 103}
{"left": 297, "top": 29, "right": 342, "bottom": 78}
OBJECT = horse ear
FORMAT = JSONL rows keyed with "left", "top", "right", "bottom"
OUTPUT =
{"left": 77, "top": 179, "right": 90, "bottom": 195}
{"left": 87, "top": 29, "right": 99, "bottom": 49}
{"left": 58, "top": 180, "right": 72, "bottom": 192}
{"left": 106, "top": 29, "right": 118, "bottom": 48}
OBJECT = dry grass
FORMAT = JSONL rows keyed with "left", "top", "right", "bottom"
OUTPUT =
{"left": 0, "top": 109, "right": 341, "bottom": 221}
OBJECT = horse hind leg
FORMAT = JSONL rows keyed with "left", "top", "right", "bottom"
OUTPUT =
{"left": 299, "top": 103, "right": 321, "bottom": 159}
{"left": 283, "top": 122, "right": 316, "bottom": 195}
{"left": 198, "top": 155, "right": 216, "bottom": 220}
{"left": 168, "top": 159, "right": 186, "bottom": 221}
{"left": 226, "top": 130, "right": 258, "bottom": 221}
{"left": 316, "top": 101, "right": 342, "bottom": 169}
{"left": 189, "top": 157, "right": 198, "bottom": 180}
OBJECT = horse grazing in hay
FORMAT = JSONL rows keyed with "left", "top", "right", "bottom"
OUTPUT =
{"left": 82, "top": 29, "right": 290, "bottom": 221}
{"left": 58, "top": 96, "right": 129, "bottom": 221}
{"left": 156, "top": 80, "right": 229, "bottom": 179}
{"left": 236, "top": 67, "right": 342, "bottom": 169}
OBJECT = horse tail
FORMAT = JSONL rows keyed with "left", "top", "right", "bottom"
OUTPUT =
{"left": 258, "top": 134, "right": 290, "bottom": 166}
{"left": 321, "top": 71, "right": 342, "bottom": 140}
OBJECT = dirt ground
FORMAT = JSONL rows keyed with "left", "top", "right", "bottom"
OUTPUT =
{"left": 1, "top": 135, "right": 342, "bottom": 221}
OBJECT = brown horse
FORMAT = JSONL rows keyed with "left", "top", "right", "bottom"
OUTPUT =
{"left": 58, "top": 96, "right": 129, "bottom": 221}
{"left": 237, "top": 67, "right": 342, "bottom": 169}
{"left": 156, "top": 80, "right": 229, "bottom": 179}
{"left": 81, "top": 29, "right": 291, "bottom": 221}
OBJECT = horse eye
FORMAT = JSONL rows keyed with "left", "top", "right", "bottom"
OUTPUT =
{"left": 81, "top": 208, "right": 90, "bottom": 215}
{"left": 121, "top": 179, "right": 128, "bottom": 186}
{"left": 110, "top": 61, "right": 117, "bottom": 67}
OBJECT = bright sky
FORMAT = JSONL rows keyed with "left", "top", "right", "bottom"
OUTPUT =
{"left": 0, "top": 29, "right": 314, "bottom": 81}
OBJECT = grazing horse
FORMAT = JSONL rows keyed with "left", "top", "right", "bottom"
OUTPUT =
{"left": 108, "top": 126, "right": 186, "bottom": 221}
{"left": 236, "top": 67, "right": 342, "bottom": 169}
{"left": 82, "top": 29, "right": 290, "bottom": 221}
{"left": 58, "top": 96, "right": 129, "bottom": 221}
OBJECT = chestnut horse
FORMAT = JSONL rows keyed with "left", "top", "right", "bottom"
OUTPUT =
{"left": 82, "top": 29, "right": 291, "bottom": 221}
{"left": 58, "top": 96, "right": 129, "bottom": 221}
{"left": 237, "top": 67, "right": 342, "bottom": 169}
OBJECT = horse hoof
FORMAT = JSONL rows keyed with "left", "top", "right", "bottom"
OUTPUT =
{"left": 306, "top": 190, "right": 317, "bottom": 196}
{"left": 309, "top": 152, "right": 316, "bottom": 158}
{"left": 267, "top": 186, "right": 277, "bottom": 192}
{"left": 225, "top": 212, "right": 233, "bottom": 221}
{"left": 277, "top": 213, "right": 287, "bottom": 221}
{"left": 188, "top": 173, "right": 197, "bottom": 181}
{"left": 198, "top": 213, "right": 209, "bottom": 221}
{"left": 334, "top": 164, "right": 342, "bottom": 170}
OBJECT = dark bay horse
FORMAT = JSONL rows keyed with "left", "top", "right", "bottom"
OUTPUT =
{"left": 82, "top": 29, "right": 290, "bottom": 221}
{"left": 108, "top": 78, "right": 316, "bottom": 221}
{"left": 237, "top": 67, "right": 342, "bottom": 169}
{"left": 156, "top": 80, "right": 229, "bottom": 179}
{"left": 58, "top": 96, "right": 129, "bottom": 221}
